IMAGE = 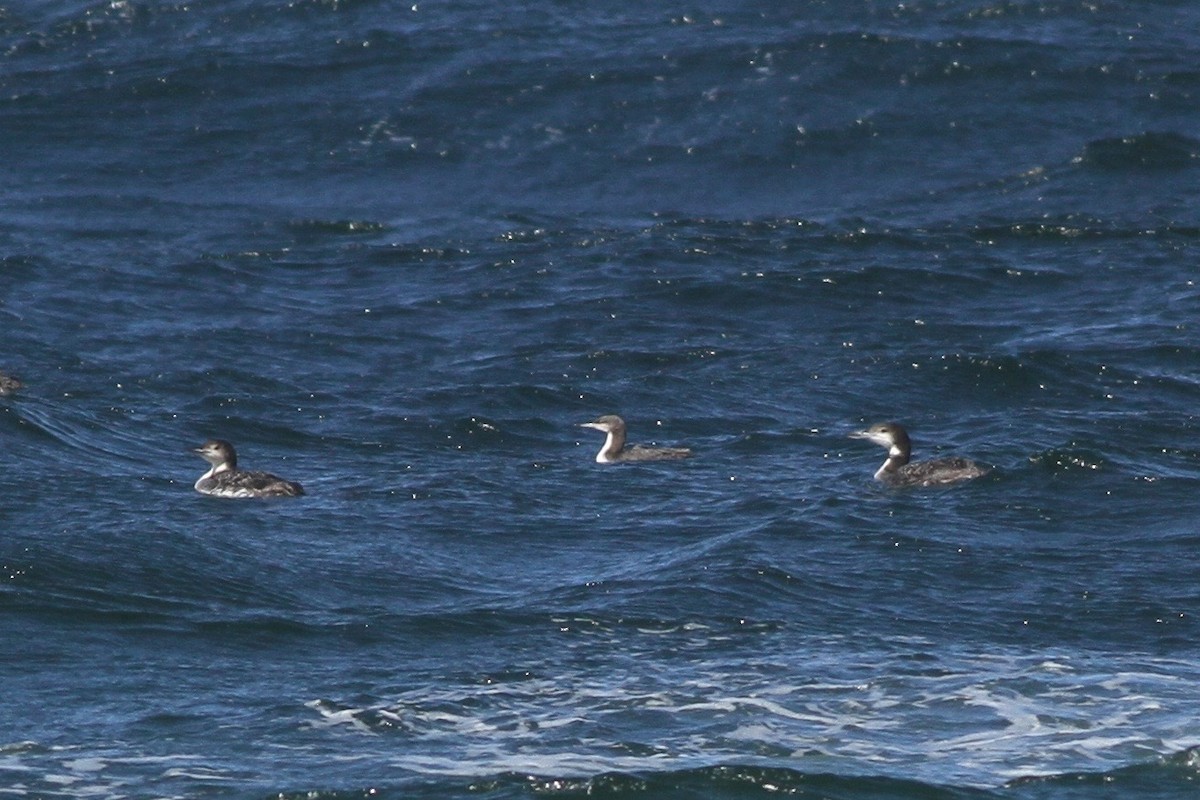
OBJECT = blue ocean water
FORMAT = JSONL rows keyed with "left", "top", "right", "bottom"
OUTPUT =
{"left": 2, "top": 1, "right": 1200, "bottom": 798}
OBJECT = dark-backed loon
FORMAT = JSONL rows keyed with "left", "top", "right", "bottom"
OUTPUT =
{"left": 580, "top": 415, "right": 691, "bottom": 463}
{"left": 193, "top": 439, "right": 304, "bottom": 498}
{"left": 0, "top": 372, "right": 22, "bottom": 396}
{"left": 851, "top": 421, "right": 988, "bottom": 487}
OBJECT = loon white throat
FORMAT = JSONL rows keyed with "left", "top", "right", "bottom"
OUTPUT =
{"left": 580, "top": 414, "right": 691, "bottom": 463}
{"left": 193, "top": 439, "right": 305, "bottom": 498}
{"left": 851, "top": 421, "right": 989, "bottom": 487}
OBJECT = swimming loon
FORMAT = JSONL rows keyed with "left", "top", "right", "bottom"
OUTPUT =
{"left": 851, "top": 422, "right": 989, "bottom": 487}
{"left": 193, "top": 439, "right": 305, "bottom": 498}
{"left": 0, "top": 372, "right": 22, "bottom": 395}
{"left": 580, "top": 415, "right": 691, "bottom": 463}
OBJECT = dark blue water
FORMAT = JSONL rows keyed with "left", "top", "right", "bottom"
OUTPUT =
{"left": 2, "top": 2, "right": 1199, "bottom": 798}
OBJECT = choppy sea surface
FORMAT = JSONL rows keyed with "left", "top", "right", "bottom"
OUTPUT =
{"left": 2, "top": 1, "right": 1200, "bottom": 798}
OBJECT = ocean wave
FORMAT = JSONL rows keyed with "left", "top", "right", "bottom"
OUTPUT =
{"left": 262, "top": 750, "right": 1200, "bottom": 799}
{"left": 1077, "top": 132, "right": 1200, "bottom": 171}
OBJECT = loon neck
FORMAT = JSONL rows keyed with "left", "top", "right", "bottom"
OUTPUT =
{"left": 204, "top": 461, "right": 235, "bottom": 479}
{"left": 875, "top": 443, "right": 911, "bottom": 478}
{"left": 595, "top": 428, "right": 627, "bottom": 463}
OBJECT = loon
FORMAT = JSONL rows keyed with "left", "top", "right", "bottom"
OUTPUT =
{"left": 580, "top": 415, "right": 691, "bottom": 463}
{"left": 851, "top": 421, "right": 989, "bottom": 487}
{"left": 193, "top": 439, "right": 305, "bottom": 498}
{"left": 0, "top": 372, "right": 22, "bottom": 395}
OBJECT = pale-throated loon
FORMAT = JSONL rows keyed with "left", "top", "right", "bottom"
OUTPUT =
{"left": 851, "top": 422, "right": 989, "bottom": 487}
{"left": 193, "top": 439, "right": 304, "bottom": 498}
{"left": 0, "top": 372, "right": 22, "bottom": 396}
{"left": 580, "top": 415, "right": 691, "bottom": 463}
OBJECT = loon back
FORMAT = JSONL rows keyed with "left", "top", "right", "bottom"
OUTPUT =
{"left": 195, "top": 469, "right": 305, "bottom": 498}
{"left": 617, "top": 444, "right": 692, "bottom": 462}
{"left": 883, "top": 456, "right": 990, "bottom": 487}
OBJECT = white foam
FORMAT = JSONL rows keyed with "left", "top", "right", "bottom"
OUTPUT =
{"left": 293, "top": 647, "right": 1200, "bottom": 787}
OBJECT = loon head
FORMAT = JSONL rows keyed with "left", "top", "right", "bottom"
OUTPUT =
{"left": 580, "top": 414, "right": 626, "bottom": 435}
{"left": 580, "top": 415, "right": 631, "bottom": 463}
{"left": 194, "top": 438, "right": 238, "bottom": 470}
{"left": 851, "top": 421, "right": 912, "bottom": 458}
